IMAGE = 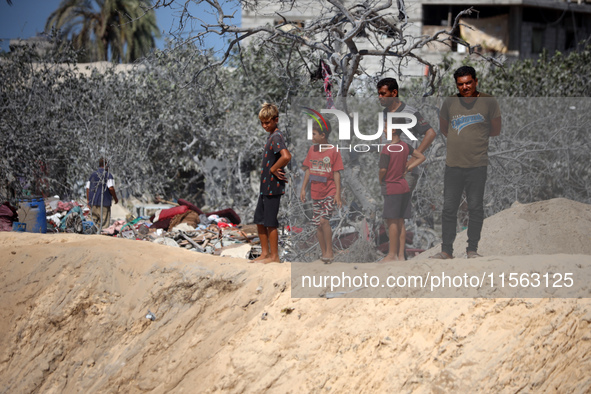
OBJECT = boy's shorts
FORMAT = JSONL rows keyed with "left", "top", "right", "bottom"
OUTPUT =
{"left": 254, "top": 194, "right": 282, "bottom": 228}
{"left": 312, "top": 195, "right": 336, "bottom": 227}
{"left": 383, "top": 192, "right": 411, "bottom": 220}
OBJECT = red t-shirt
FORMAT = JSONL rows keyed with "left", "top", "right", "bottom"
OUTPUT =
{"left": 302, "top": 145, "right": 344, "bottom": 200}
{"left": 379, "top": 141, "right": 414, "bottom": 195}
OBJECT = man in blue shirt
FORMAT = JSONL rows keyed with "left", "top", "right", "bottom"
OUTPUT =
{"left": 86, "top": 158, "right": 119, "bottom": 230}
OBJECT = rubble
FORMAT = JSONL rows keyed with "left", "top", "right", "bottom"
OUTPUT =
{"left": 19, "top": 196, "right": 262, "bottom": 258}
{"left": 220, "top": 243, "right": 252, "bottom": 259}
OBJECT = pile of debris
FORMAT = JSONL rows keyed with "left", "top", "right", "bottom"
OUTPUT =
{"left": 45, "top": 199, "right": 90, "bottom": 234}
{"left": 2, "top": 195, "right": 263, "bottom": 259}
{"left": 97, "top": 198, "right": 260, "bottom": 259}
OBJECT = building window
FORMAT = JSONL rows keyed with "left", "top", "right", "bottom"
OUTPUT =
{"left": 565, "top": 31, "right": 576, "bottom": 50}
{"left": 531, "top": 27, "right": 544, "bottom": 53}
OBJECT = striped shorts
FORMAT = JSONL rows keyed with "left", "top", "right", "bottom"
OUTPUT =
{"left": 312, "top": 196, "right": 336, "bottom": 227}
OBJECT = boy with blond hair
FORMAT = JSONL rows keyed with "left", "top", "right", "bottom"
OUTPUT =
{"left": 300, "top": 120, "right": 344, "bottom": 263}
{"left": 251, "top": 102, "right": 292, "bottom": 264}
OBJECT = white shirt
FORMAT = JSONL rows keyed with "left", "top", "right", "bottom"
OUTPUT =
{"left": 85, "top": 178, "right": 114, "bottom": 189}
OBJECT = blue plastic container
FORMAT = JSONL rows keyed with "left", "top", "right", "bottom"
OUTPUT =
{"left": 12, "top": 222, "right": 26, "bottom": 232}
{"left": 82, "top": 221, "right": 95, "bottom": 234}
{"left": 17, "top": 198, "right": 47, "bottom": 234}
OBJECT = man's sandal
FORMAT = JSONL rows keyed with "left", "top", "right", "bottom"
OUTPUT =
{"left": 466, "top": 251, "right": 482, "bottom": 259}
{"left": 429, "top": 252, "right": 454, "bottom": 259}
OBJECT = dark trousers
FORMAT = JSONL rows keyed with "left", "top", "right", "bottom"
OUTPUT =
{"left": 441, "top": 166, "right": 487, "bottom": 255}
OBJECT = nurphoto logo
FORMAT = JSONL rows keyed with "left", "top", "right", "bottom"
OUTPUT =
{"left": 302, "top": 107, "right": 418, "bottom": 152}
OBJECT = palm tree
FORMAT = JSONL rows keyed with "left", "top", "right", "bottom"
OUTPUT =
{"left": 46, "top": 0, "right": 160, "bottom": 63}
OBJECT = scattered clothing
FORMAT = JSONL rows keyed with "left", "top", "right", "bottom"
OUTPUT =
{"left": 168, "top": 210, "right": 200, "bottom": 232}
{"left": 0, "top": 202, "right": 18, "bottom": 232}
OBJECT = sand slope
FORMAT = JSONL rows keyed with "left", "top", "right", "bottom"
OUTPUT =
{"left": 424, "top": 197, "right": 591, "bottom": 258}
{"left": 1, "top": 198, "right": 591, "bottom": 393}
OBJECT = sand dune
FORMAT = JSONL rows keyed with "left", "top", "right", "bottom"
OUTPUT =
{"left": 1, "top": 198, "right": 590, "bottom": 393}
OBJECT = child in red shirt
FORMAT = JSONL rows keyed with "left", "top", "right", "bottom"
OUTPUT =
{"left": 300, "top": 120, "right": 344, "bottom": 263}
{"left": 379, "top": 129, "right": 425, "bottom": 262}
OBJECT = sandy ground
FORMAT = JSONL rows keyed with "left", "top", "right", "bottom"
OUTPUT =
{"left": 1, "top": 198, "right": 591, "bottom": 393}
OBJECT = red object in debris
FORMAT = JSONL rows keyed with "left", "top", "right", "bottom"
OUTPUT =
{"left": 217, "top": 222, "right": 235, "bottom": 228}
{"left": 57, "top": 201, "right": 75, "bottom": 211}
{"left": 157, "top": 205, "right": 189, "bottom": 221}
{"left": 286, "top": 226, "right": 303, "bottom": 233}
{"left": 0, "top": 202, "right": 18, "bottom": 231}
{"left": 178, "top": 198, "right": 204, "bottom": 215}
{"left": 173, "top": 198, "right": 241, "bottom": 225}
{"left": 150, "top": 218, "right": 171, "bottom": 229}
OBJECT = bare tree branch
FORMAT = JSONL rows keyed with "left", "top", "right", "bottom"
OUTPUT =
{"left": 154, "top": 0, "right": 492, "bottom": 98}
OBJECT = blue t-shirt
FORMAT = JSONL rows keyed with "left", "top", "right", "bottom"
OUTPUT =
{"left": 260, "top": 130, "right": 288, "bottom": 195}
{"left": 88, "top": 168, "right": 114, "bottom": 207}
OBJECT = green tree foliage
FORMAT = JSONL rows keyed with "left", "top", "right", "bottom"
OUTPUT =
{"left": 45, "top": 0, "right": 160, "bottom": 63}
{"left": 428, "top": 42, "right": 591, "bottom": 97}
{"left": 0, "top": 40, "right": 315, "bottom": 212}
{"left": 483, "top": 44, "right": 591, "bottom": 97}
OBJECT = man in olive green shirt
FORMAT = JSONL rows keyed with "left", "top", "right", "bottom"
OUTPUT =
{"left": 432, "top": 66, "right": 501, "bottom": 259}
